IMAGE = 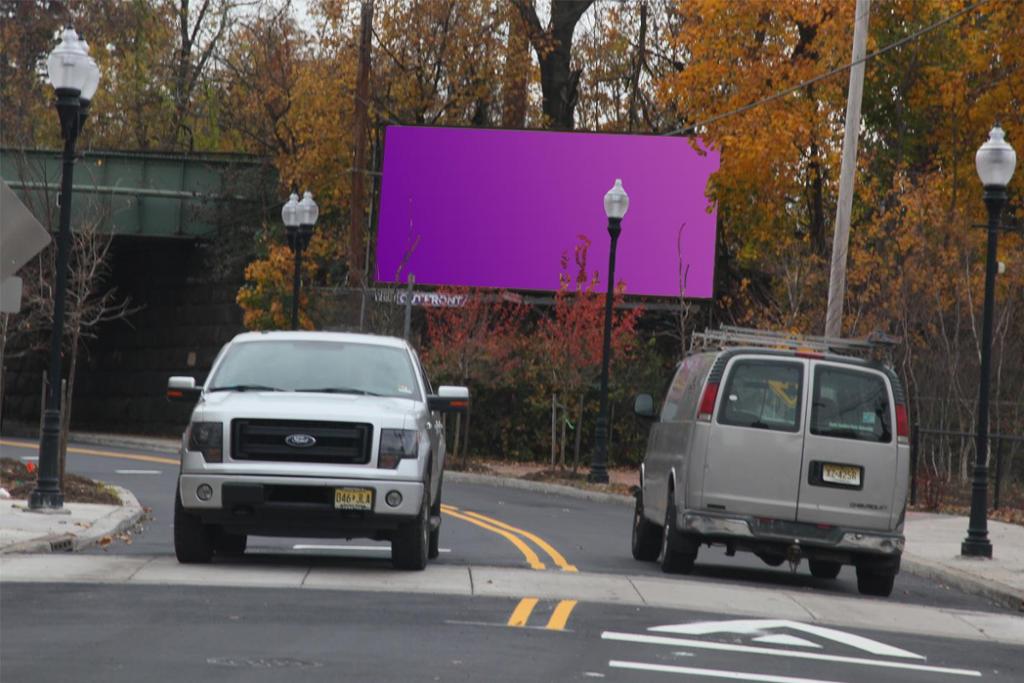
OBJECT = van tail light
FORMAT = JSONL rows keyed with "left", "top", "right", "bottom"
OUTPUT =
{"left": 895, "top": 404, "right": 910, "bottom": 445}
{"left": 697, "top": 383, "right": 719, "bottom": 422}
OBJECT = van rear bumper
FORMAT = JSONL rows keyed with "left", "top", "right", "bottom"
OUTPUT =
{"left": 681, "top": 510, "right": 904, "bottom": 557}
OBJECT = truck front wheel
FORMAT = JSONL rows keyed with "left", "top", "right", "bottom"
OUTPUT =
{"left": 174, "top": 489, "right": 214, "bottom": 564}
{"left": 392, "top": 485, "right": 430, "bottom": 571}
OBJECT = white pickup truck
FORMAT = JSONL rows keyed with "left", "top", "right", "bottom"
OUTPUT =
{"left": 167, "top": 331, "right": 468, "bottom": 570}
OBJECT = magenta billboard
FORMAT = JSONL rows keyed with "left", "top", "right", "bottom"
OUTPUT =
{"left": 374, "top": 126, "right": 719, "bottom": 298}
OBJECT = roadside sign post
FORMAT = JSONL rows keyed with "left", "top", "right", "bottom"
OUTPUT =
{"left": 1, "top": 181, "right": 52, "bottom": 314}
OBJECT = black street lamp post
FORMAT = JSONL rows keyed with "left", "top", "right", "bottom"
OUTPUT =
{"left": 589, "top": 179, "right": 630, "bottom": 484}
{"left": 962, "top": 125, "right": 1016, "bottom": 558}
{"left": 282, "top": 191, "right": 318, "bottom": 330}
{"left": 29, "top": 29, "right": 100, "bottom": 511}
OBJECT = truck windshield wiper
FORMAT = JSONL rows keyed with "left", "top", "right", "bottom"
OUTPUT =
{"left": 207, "top": 384, "right": 283, "bottom": 392}
{"left": 294, "top": 387, "right": 381, "bottom": 396}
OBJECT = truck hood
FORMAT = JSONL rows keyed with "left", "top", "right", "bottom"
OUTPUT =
{"left": 194, "top": 391, "right": 422, "bottom": 426}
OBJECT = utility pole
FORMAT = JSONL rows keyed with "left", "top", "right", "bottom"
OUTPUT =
{"left": 825, "top": 0, "right": 870, "bottom": 340}
{"left": 349, "top": 0, "right": 374, "bottom": 289}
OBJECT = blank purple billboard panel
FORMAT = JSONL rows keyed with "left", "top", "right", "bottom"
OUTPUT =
{"left": 375, "top": 126, "right": 719, "bottom": 298}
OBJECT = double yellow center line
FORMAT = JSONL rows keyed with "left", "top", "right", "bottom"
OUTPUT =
{"left": 440, "top": 504, "right": 577, "bottom": 572}
{"left": 439, "top": 503, "right": 580, "bottom": 632}
{"left": 507, "top": 597, "right": 578, "bottom": 631}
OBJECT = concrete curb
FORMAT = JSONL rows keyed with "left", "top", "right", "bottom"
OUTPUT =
{"left": 0, "top": 486, "right": 145, "bottom": 555}
{"left": 901, "top": 555, "right": 1024, "bottom": 613}
{"left": 68, "top": 432, "right": 180, "bottom": 453}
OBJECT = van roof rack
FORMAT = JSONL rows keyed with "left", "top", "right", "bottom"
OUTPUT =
{"left": 690, "top": 325, "right": 900, "bottom": 359}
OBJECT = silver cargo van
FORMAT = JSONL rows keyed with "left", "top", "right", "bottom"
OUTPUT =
{"left": 631, "top": 327, "right": 910, "bottom": 597}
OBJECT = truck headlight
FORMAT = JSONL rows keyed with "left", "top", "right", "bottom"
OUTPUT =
{"left": 188, "top": 422, "right": 223, "bottom": 463}
{"left": 378, "top": 429, "right": 419, "bottom": 469}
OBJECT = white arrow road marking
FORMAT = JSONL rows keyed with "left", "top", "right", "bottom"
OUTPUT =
{"left": 752, "top": 635, "right": 821, "bottom": 649}
{"left": 611, "top": 660, "right": 847, "bottom": 683}
{"left": 601, "top": 632, "right": 981, "bottom": 677}
{"left": 115, "top": 469, "right": 163, "bottom": 475}
{"left": 292, "top": 544, "right": 451, "bottom": 553}
{"left": 650, "top": 619, "right": 923, "bottom": 659}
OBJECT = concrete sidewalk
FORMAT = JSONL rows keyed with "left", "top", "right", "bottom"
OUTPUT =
{"left": 0, "top": 486, "right": 144, "bottom": 554}
{"left": 901, "top": 511, "right": 1024, "bottom": 612}
{"left": 2, "top": 554, "right": 1023, "bottom": 647}
{"left": 2, "top": 430, "right": 1022, "bottom": 612}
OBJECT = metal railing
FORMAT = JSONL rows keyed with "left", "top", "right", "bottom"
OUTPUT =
{"left": 910, "top": 427, "right": 1023, "bottom": 510}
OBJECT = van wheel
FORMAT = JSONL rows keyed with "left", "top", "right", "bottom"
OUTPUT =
{"left": 214, "top": 530, "right": 247, "bottom": 557}
{"left": 809, "top": 560, "right": 842, "bottom": 579}
{"left": 392, "top": 483, "right": 430, "bottom": 571}
{"left": 660, "top": 494, "right": 697, "bottom": 574}
{"left": 856, "top": 567, "right": 896, "bottom": 597}
{"left": 631, "top": 491, "right": 661, "bottom": 562}
{"left": 174, "top": 489, "right": 214, "bottom": 564}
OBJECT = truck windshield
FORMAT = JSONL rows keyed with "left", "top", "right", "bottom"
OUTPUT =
{"left": 811, "top": 367, "right": 891, "bottom": 443}
{"left": 207, "top": 340, "right": 421, "bottom": 400}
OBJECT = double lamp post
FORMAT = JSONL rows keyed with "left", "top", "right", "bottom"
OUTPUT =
{"left": 29, "top": 28, "right": 101, "bottom": 511}
{"left": 281, "top": 191, "right": 319, "bottom": 330}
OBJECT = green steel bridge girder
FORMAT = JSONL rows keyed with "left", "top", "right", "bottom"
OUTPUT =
{"left": 1, "top": 148, "right": 277, "bottom": 239}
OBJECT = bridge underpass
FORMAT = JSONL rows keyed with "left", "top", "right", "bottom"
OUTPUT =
{"left": 0, "top": 148, "right": 276, "bottom": 435}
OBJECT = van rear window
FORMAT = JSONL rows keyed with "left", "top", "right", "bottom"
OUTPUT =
{"left": 811, "top": 367, "right": 892, "bottom": 443}
{"left": 718, "top": 360, "right": 802, "bottom": 432}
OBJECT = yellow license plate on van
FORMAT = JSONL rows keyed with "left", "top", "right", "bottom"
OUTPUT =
{"left": 822, "top": 464, "right": 861, "bottom": 487}
{"left": 334, "top": 488, "right": 373, "bottom": 510}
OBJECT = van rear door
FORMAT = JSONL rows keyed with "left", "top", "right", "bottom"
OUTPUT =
{"left": 797, "top": 362, "right": 898, "bottom": 531}
{"left": 701, "top": 357, "right": 807, "bottom": 520}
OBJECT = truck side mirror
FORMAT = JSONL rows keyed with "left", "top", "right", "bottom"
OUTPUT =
{"left": 428, "top": 385, "right": 469, "bottom": 413}
{"left": 167, "top": 376, "right": 202, "bottom": 403}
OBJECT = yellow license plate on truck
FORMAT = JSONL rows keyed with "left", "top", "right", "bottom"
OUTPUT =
{"left": 334, "top": 488, "right": 373, "bottom": 510}
{"left": 822, "top": 464, "right": 862, "bottom": 487}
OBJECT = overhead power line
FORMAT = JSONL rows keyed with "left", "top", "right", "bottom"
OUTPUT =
{"left": 668, "top": 0, "right": 988, "bottom": 137}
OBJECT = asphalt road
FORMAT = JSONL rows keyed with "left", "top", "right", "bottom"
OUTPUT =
{"left": 1, "top": 583, "right": 1019, "bottom": 683}
{"left": 3, "top": 436, "right": 1022, "bottom": 683}
{"left": 0, "top": 437, "right": 1010, "bottom": 613}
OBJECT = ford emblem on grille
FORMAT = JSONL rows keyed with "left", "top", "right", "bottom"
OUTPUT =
{"left": 285, "top": 433, "right": 317, "bottom": 448}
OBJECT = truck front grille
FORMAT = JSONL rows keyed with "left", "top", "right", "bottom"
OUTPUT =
{"left": 231, "top": 419, "right": 373, "bottom": 464}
